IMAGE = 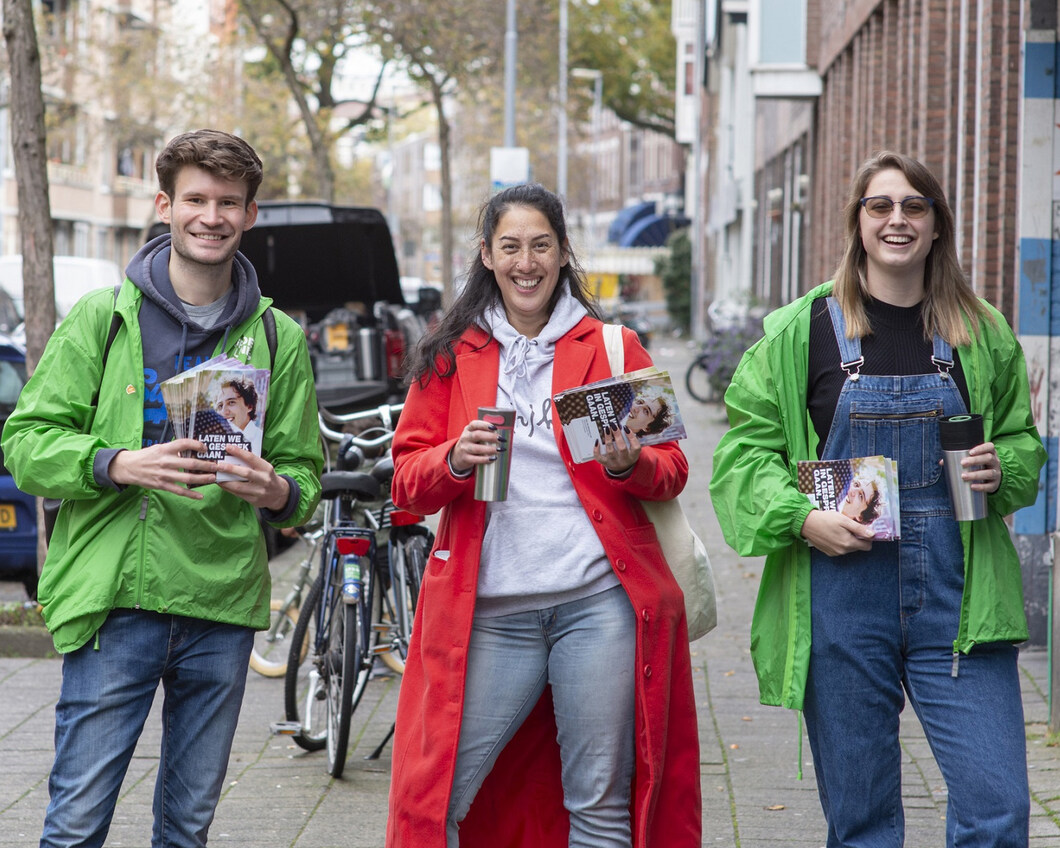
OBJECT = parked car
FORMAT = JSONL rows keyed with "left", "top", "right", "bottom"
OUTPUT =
{"left": 0, "top": 331, "right": 38, "bottom": 597}
{"left": 149, "top": 202, "right": 423, "bottom": 411}
{"left": 0, "top": 256, "right": 123, "bottom": 328}
{"left": 0, "top": 286, "right": 21, "bottom": 335}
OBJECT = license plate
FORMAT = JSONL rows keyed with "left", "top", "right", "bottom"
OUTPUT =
{"left": 0, "top": 503, "right": 15, "bottom": 530}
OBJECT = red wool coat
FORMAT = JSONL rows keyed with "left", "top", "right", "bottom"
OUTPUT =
{"left": 385, "top": 317, "right": 702, "bottom": 847}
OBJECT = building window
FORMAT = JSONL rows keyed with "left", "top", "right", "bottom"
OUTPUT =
{"left": 45, "top": 103, "right": 80, "bottom": 166}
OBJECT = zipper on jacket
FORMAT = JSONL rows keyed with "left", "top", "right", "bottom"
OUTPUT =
{"left": 135, "top": 494, "right": 149, "bottom": 608}
{"left": 850, "top": 409, "right": 942, "bottom": 421}
{"left": 951, "top": 646, "right": 960, "bottom": 678}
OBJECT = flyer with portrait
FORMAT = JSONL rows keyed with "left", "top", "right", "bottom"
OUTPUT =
{"left": 160, "top": 355, "right": 270, "bottom": 482}
{"left": 796, "top": 455, "right": 901, "bottom": 540}
{"left": 553, "top": 367, "right": 687, "bottom": 463}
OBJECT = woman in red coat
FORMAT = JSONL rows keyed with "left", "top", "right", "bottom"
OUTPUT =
{"left": 386, "top": 183, "right": 701, "bottom": 847}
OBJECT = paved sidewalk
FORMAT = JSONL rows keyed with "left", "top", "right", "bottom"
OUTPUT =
{"left": 2, "top": 342, "right": 1060, "bottom": 846}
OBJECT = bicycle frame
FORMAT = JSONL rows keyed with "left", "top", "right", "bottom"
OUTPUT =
{"left": 275, "top": 400, "right": 431, "bottom": 774}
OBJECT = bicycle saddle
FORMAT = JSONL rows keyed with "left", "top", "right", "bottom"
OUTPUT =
{"left": 319, "top": 471, "right": 381, "bottom": 501}
{"left": 370, "top": 454, "right": 395, "bottom": 486}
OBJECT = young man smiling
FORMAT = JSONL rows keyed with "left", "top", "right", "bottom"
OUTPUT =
{"left": 2, "top": 129, "right": 323, "bottom": 848}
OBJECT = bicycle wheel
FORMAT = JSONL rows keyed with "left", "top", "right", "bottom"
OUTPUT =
{"left": 380, "top": 534, "right": 427, "bottom": 674}
{"left": 405, "top": 534, "right": 427, "bottom": 607}
{"left": 249, "top": 598, "right": 301, "bottom": 678}
{"left": 325, "top": 597, "right": 361, "bottom": 778}
{"left": 284, "top": 574, "right": 327, "bottom": 751}
{"left": 685, "top": 356, "right": 717, "bottom": 404}
{"left": 380, "top": 541, "right": 410, "bottom": 674}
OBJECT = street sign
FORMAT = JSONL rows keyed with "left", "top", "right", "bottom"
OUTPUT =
{"left": 490, "top": 147, "right": 530, "bottom": 193}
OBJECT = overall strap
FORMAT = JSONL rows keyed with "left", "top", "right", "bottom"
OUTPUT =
{"left": 931, "top": 333, "right": 954, "bottom": 377}
{"left": 825, "top": 297, "right": 863, "bottom": 379}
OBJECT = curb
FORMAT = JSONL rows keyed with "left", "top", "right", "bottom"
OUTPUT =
{"left": 0, "top": 625, "right": 55, "bottom": 658}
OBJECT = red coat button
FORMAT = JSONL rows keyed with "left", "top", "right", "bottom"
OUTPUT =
{"left": 592, "top": 509, "right": 603, "bottom": 521}
{"left": 641, "top": 609, "right": 651, "bottom": 622}
{"left": 643, "top": 665, "right": 653, "bottom": 678}
{"left": 615, "top": 559, "right": 627, "bottom": 572}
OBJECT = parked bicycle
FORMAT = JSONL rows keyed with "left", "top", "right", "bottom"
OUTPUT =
{"left": 248, "top": 520, "right": 323, "bottom": 678}
{"left": 684, "top": 317, "right": 764, "bottom": 404}
{"left": 273, "top": 403, "right": 431, "bottom": 777}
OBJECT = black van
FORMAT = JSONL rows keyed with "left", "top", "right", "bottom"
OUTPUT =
{"left": 149, "top": 202, "right": 424, "bottom": 411}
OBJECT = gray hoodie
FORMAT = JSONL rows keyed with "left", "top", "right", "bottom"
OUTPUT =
{"left": 93, "top": 234, "right": 265, "bottom": 490}
{"left": 126, "top": 234, "right": 263, "bottom": 448}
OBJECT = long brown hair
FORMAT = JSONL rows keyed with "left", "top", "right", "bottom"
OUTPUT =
{"left": 831, "top": 151, "right": 991, "bottom": 344}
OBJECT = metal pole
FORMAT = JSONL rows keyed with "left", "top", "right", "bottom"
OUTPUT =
{"left": 504, "top": 0, "right": 517, "bottom": 148}
{"left": 690, "top": 0, "right": 707, "bottom": 342}
{"left": 558, "top": 0, "right": 568, "bottom": 199}
{"left": 590, "top": 73, "right": 601, "bottom": 265}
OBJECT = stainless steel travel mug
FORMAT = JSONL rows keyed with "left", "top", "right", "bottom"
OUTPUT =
{"left": 474, "top": 408, "right": 515, "bottom": 502}
{"left": 938, "top": 414, "right": 988, "bottom": 521}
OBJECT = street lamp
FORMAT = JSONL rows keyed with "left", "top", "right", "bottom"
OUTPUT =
{"left": 557, "top": 0, "right": 569, "bottom": 199}
{"left": 504, "top": 0, "right": 517, "bottom": 148}
{"left": 570, "top": 67, "right": 603, "bottom": 269}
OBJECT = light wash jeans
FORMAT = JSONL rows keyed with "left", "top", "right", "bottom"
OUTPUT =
{"left": 40, "top": 609, "right": 254, "bottom": 848}
{"left": 447, "top": 585, "right": 636, "bottom": 848}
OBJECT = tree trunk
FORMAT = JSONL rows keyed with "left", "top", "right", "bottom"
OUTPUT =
{"left": 2, "top": 0, "right": 57, "bottom": 372}
{"left": 2, "top": 0, "right": 56, "bottom": 574}
{"left": 433, "top": 85, "right": 454, "bottom": 307}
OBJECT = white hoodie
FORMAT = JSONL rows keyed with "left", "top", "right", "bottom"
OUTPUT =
{"left": 474, "top": 288, "right": 619, "bottom": 617}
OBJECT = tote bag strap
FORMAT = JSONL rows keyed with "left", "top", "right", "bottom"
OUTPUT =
{"left": 602, "top": 323, "right": 625, "bottom": 377}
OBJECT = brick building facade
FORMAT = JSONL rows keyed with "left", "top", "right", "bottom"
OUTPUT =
{"left": 806, "top": 0, "right": 1023, "bottom": 321}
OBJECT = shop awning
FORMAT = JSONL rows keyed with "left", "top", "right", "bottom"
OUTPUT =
{"left": 607, "top": 201, "right": 656, "bottom": 244}
{"left": 617, "top": 215, "right": 690, "bottom": 248}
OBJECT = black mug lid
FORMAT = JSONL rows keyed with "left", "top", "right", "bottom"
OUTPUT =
{"left": 938, "top": 413, "right": 983, "bottom": 451}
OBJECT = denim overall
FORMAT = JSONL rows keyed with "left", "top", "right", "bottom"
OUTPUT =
{"left": 802, "top": 298, "right": 1028, "bottom": 848}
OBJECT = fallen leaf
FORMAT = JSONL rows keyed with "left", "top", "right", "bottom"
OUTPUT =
{"left": 730, "top": 743, "right": 739, "bottom": 749}
{"left": 764, "top": 804, "right": 786, "bottom": 811}
{"left": 741, "top": 716, "right": 752, "bottom": 722}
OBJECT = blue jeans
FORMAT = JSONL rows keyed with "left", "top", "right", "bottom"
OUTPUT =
{"left": 447, "top": 585, "right": 636, "bottom": 848}
{"left": 40, "top": 609, "right": 254, "bottom": 848}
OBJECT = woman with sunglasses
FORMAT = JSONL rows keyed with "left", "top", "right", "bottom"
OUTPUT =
{"left": 710, "top": 151, "right": 1045, "bottom": 848}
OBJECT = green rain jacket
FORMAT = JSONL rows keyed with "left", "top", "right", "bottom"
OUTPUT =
{"left": 709, "top": 282, "right": 1046, "bottom": 710}
{"left": 2, "top": 282, "right": 323, "bottom": 653}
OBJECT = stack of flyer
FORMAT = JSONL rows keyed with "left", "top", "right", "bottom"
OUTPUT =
{"left": 796, "top": 455, "right": 900, "bottom": 540}
{"left": 553, "top": 367, "right": 687, "bottom": 463}
{"left": 161, "top": 355, "right": 270, "bottom": 482}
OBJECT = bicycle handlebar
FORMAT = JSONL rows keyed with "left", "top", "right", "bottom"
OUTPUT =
{"left": 317, "top": 402, "right": 404, "bottom": 447}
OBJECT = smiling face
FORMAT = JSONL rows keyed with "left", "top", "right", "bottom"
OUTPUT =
{"left": 481, "top": 205, "right": 569, "bottom": 338}
{"left": 216, "top": 385, "right": 252, "bottom": 431}
{"left": 156, "top": 165, "right": 257, "bottom": 272}
{"left": 626, "top": 396, "right": 664, "bottom": 435}
{"left": 840, "top": 477, "right": 880, "bottom": 524}
{"left": 859, "top": 168, "right": 938, "bottom": 296}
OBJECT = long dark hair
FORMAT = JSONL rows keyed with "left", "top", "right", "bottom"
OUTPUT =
{"left": 405, "top": 183, "right": 601, "bottom": 384}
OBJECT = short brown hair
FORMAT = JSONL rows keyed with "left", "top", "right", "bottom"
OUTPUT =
{"left": 155, "top": 129, "right": 263, "bottom": 205}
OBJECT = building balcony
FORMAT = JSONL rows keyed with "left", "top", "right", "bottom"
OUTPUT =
{"left": 751, "top": 64, "right": 822, "bottom": 98}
